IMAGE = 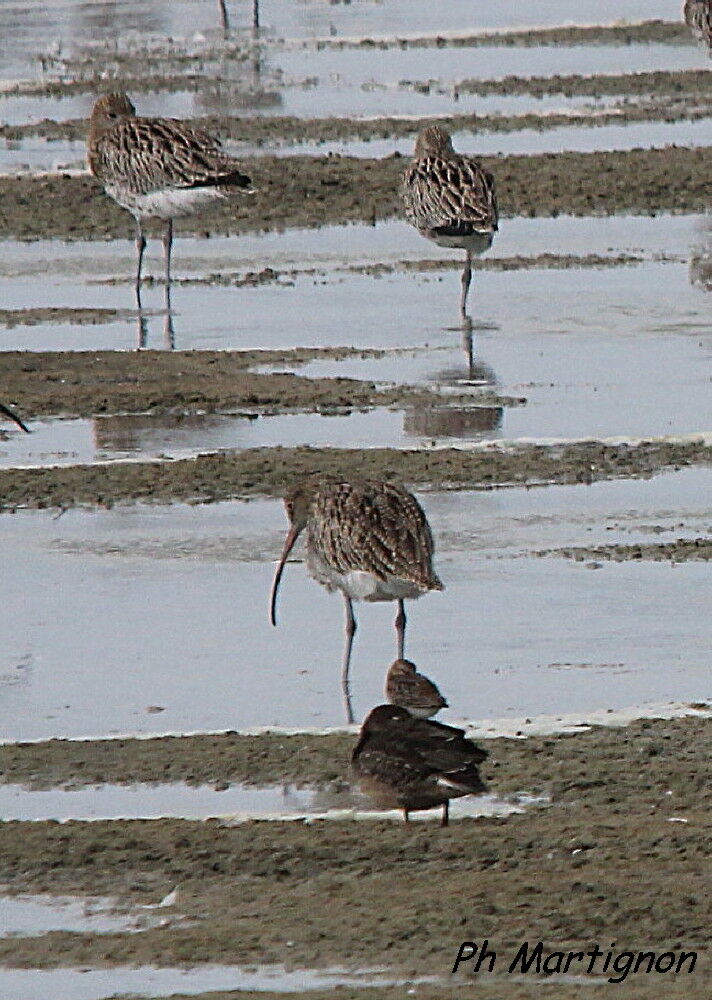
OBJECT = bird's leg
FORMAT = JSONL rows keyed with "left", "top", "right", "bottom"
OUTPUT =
{"left": 218, "top": 0, "right": 229, "bottom": 32}
{"left": 341, "top": 595, "right": 357, "bottom": 725}
{"left": 395, "top": 599, "right": 406, "bottom": 660}
{"left": 441, "top": 801, "right": 450, "bottom": 828}
{"left": 459, "top": 248, "right": 472, "bottom": 320}
{"left": 164, "top": 279, "right": 175, "bottom": 350}
{"left": 461, "top": 314, "right": 474, "bottom": 380}
{"left": 403, "top": 808, "right": 410, "bottom": 824}
{"left": 135, "top": 219, "right": 146, "bottom": 295}
{"left": 162, "top": 219, "right": 173, "bottom": 288}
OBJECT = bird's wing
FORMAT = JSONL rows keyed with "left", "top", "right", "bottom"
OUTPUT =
{"left": 94, "top": 117, "right": 251, "bottom": 194}
{"left": 403, "top": 155, "right": 498, "bottom": 234}
{"left": 311, "top": 480, "right": 442, "bottom": 590}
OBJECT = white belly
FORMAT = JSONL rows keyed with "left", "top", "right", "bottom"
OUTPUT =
{"left": 427, "top": 229, "right": 494, "bottom": 254}
{"left": 108, "top": 185, "right": 225, "bottom": 221}
{"left": 307, "top": 551, "right": 423, "bottom": 602}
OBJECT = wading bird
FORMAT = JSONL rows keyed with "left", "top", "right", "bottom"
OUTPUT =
{"left": 402, "top": 124, "right": 498, "bottom": 321}
{"left": 87, "top": 93, "right": 254, "bottom": 294}
{"left": 352, "top": 704, "right": 487, "bottom": 826}
{"left": 270, "top": 476, "right": 444, "bottom": 723}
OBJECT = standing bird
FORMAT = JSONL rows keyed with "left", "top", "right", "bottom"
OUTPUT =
{"left": 401, "top": 124, "right": 498, "bottom": 321}
{"left": 87, "top": 93, "right": 254, "bottom": 294}
{"left": 385, "top": 658, "right": 448, "bottom": 719}
{"left": 269, "top": 476, "right": 444, "bottom": 724}
{"left": 352, "top": 704, "right": 487, "bottom": 826}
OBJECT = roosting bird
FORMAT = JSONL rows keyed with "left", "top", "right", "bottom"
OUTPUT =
{"left": 269, "top": 476, "right": 444, "bottom": 724}
{"left": 385, "top": 657, "right": 448, "bottom": 719}
{"left": 87, "top": 92, "right": 254, "bottom": 293}
{"left": 402, "top": 124, "right": 498, "bottom": 320}
{"left": 352, "top": 704, "right": 487, "bottom": 826}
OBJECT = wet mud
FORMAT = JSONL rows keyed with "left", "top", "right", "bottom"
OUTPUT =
{"left": 0, "top": 348, "right": 510, "bottom": 420}
{"left": 0, "top": 307, "right": 126, "bottom": 329}
{"left": 537, "top": 538, "right": 712, "bottom": 563}
{"left": 1, "top": 438, "right": 710, "bottom": 512}
{"left": 0, "top": 716, "right": 708, "bottom": 992}
{"left": 314, "top": 20, "right": 692, "bottom": 50}
{"left": 0, "top": 146, "right": 709, "bottom": 241}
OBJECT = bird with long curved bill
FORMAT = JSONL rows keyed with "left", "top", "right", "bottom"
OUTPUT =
{"left": 269, "top": 476, "right": 444, "bottom": 724}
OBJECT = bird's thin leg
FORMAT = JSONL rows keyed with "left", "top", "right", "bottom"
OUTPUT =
{"left": 441, "top": 801, "right": 450, "bottom": 828}
{"left": 342, "top": 595, "right": 357, "bottom": 725}
{"left": 164, "top": 279, "right": 175, "bottom": 350}
{"left": 218, "top": 0, "right": 229, "bottom": 32}
{"left": 403, "top": 809, "right": 410, "bottom": 824}
{"left": 459, "top": 248, "right": 472, "bottom": 320}
{"left": 135, "top": 219, "right": 146, "bottom": 294}
{"left": 162, "top": 219, "right": 173, "bottom": 288}
{"left": 395, "top": 599, "right": 406, "bottom": 660}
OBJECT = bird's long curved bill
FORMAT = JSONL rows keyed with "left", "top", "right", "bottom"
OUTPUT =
{"left": 269, "top": 525, "right": 300, "bottom": 626}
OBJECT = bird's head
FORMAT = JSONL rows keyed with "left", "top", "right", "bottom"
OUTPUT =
{"left": 89, "top": 92, "right": 136, "bottom": 141}
{"left": 414, "top": 124, "right": 455, "bottom": 158}
{"left": 361, "top": 704, "right": 412, "bottom": 733}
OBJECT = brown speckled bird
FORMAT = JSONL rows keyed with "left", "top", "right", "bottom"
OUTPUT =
{"left": 684, "top": 0, "right": 712, "bottom": 52}
{"left": 352, "top": 704, "right": 487, "bottom": 826}
{"left": 402, "top": 124, "right": 498, "bottom": 319}
{"left": 87, "top": 92, "right": 254, "bottom": 291}
{"left": 270, "top": 476, "right": 444, "bottom": 723}
{"left": 385, "top": 658, "right": 448, "bottom": 719}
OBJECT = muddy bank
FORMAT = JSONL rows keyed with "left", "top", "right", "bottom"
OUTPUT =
{"left": 122, "top": 253, "right": 644, "bottom": 289}
{"left": 313, "top": 20, "right": 691, "bottom": 50}
{"left": 0, "top": 147, "right": 708, "bottom": 241}
{"left": 0, "top": 307, "right": 126, "bottom": 328}
{"left": 0, "top": 348, "right": 511, "bottom": 420}
{"left": 0, "top": 438, "right": 709, "bottom": 511}
{"left": 0, "top": 716, "right": 708, "bottom": 990}
{"left": 537, "top": 538, "right": 712, "bottom": 563}
{"left": 2, "top": 96, "right": 707, "bottom": 146}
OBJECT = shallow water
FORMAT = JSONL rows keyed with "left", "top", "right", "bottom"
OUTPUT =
{"left": 1, "top": 469, "right": 709, "bottom": 740}
{"left": 0, "top": 963, "right": 423, "bottom": 1000}
{"left": 0, "top": 780, "right": 538, "bottom": 824}
{"left": 0, "top": 893, "right": 169, "bottom": 937}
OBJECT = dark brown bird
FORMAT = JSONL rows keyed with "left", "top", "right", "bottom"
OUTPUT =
{"left": 87, "top": 92, "right": 254, "bottom": 293}
{"left": 352, "top": 704, "right": 487, "bottom": 826}
{"left": 401, "top": 124, "right": 498, "bottom": 320}
{"left": 385, "top": 658, "right": 448, "bottom": 718}
{"left": 269, "top": 476, "right": 444, "bottom": 724}
{"left": 0, "top": 401, "right": 30, "bottom": 433}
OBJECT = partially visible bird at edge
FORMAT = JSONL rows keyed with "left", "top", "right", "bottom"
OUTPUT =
{"left": 0, "top": 401, "right": 30, "bottom": 433}
{"left": 402, "top": 123, "right": 498, "bottom": 322}
{"left": 352, "top": 704, "right": 487, "bottom": 826}
{"left": 385, "top": 657, "right": 448, "bottom": 719}
{"left": 87, "top": 93, "right": 254, "bottom": 298}
{"left": 269, "top": 476, "right": 444, "bottom": 724}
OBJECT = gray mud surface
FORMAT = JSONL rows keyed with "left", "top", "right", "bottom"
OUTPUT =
{"left": 537, "top": 538, "right": 712, "bottom": 563}
{"left": 0, "top": 717, "right": 708, "bottom": 991}
{"left": 0, "top": 348, "right": 510, "bottom": 420}
{"left": 1, "top": 147, "right": 708, "bottom": 240}
{"left": 1, "top": 439, "right": 709, "bottom": 511}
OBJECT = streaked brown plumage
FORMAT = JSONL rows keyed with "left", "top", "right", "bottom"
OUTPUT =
{"left": 352, "top": 704, "right": 487, "bottom": 826}
{"left": 87, "top": 93, "right": 254, "bottom": 293}
{"left": 402, "top": 124, "right": 498, "bottom": 319}
{"left": 385, "top": 658, "right": 448, "bottom": 719}
{"left": 0, "top": 401, "right": 30, "bottom": 433}
{"left": 684, "top": 0, "right": 712, "bottom": 52}
{"left": 270, "top": 476, "right": 444, "bottom": 723}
